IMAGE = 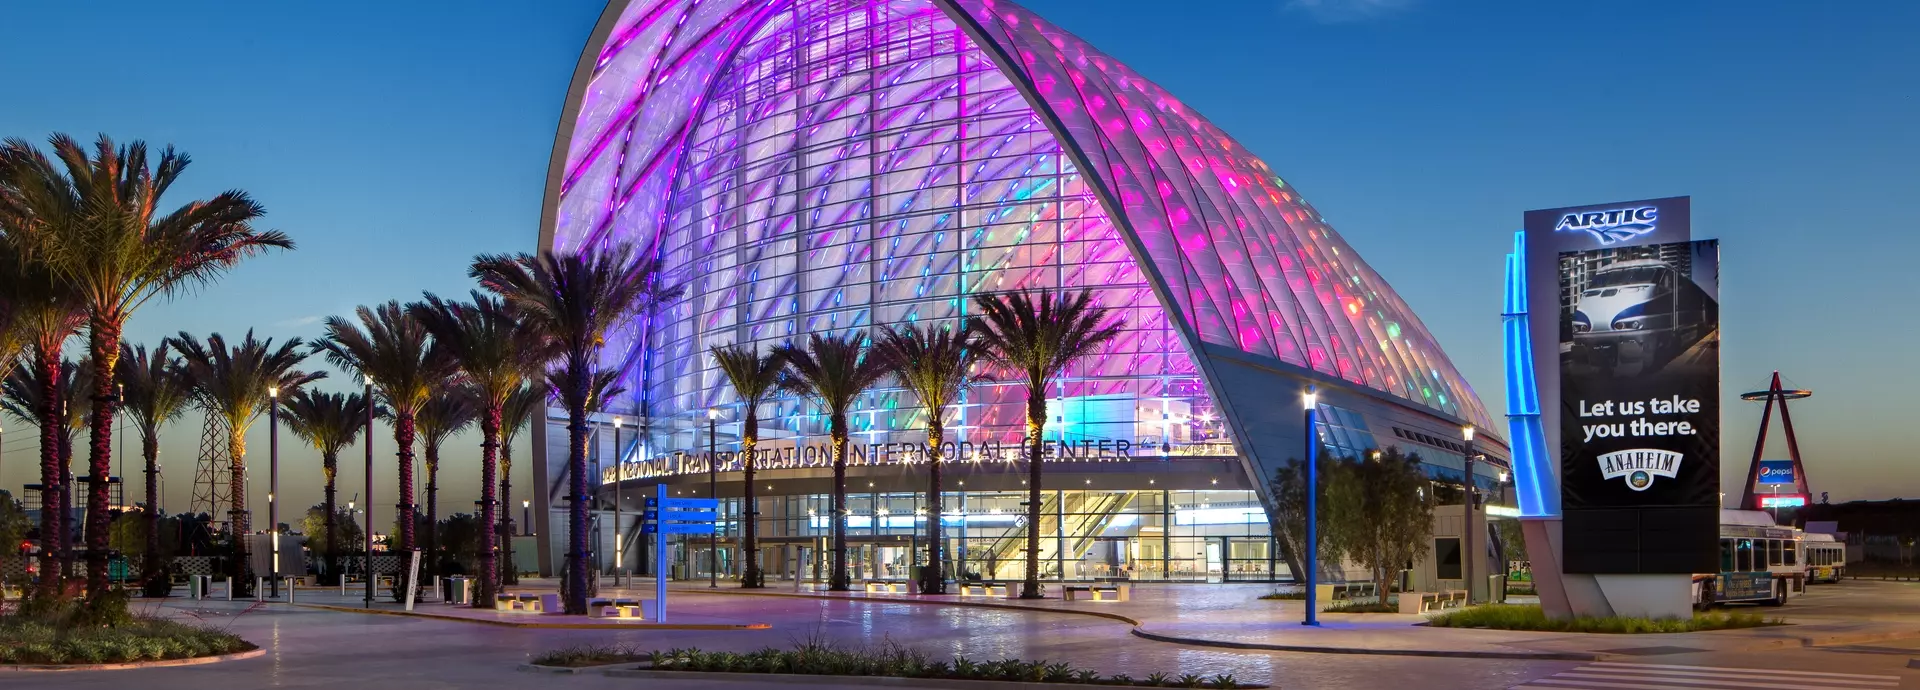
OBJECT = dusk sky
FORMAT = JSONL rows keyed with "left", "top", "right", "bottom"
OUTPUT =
{"left": 2, "top": 0, "right": 1915, "bottom": 519}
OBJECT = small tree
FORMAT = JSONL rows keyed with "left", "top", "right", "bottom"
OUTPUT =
{"left": 300, "top": 504, "right": 364, "bottom": 568}
{"left": 1325, "top": 447, "right": 1432, "bottom": 597}
{"left": 1267, "top": 452, "right": 1342, "bottom": 586}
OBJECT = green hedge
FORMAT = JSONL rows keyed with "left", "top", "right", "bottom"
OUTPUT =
{"left": 1426, "top": 604, "right": 1779, "bottom": 633}
{"left": 0, "top": 615, "right": 253, "bottom": 665}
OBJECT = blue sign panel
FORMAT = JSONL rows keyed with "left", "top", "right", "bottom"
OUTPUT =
{"left": 642, "top": 522, "right": 716, "bottom": 535}
{"left": 645, "top": 497, "right": 719, "bottom": 510}
{"left": 1757, "top": 460, "right": 1796, "bottom": 486}
{"left": 644, "top": 509, "right": 715, "bottom": 522}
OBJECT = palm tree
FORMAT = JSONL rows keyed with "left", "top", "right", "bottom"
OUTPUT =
{"left": 969, "top": 290, "right": 1122, "bottom": 599}
{"left": 0, "top": 357, "right": 89, "bottom": 592}
{"left": 411, "top": 292, "right": 544, "bottom": 604}
{"left": 116, "top": 342, "right": 193, "bottom": 583}
{"left": 876, "top": 324, "right": 986, "bottom": 595}
{"left": 280, "top": 390, "right": 369, "bottom": 587}
{"left": 314, "top": 302, "right": 449, "bottom": 557}
{"left": 471, "top": 245, "right": 674, "bottom": 614}
{"left": 774, "top": 333, "right": 888, "bottom": 592}
{"left": 708, "top": 343, "right": 785, "bottom": 589}
{"left": 414, "top": 390, "right": 477, "bottom": 578}
{"left": 497, "top": 384, "right": 543, "bottom": 586}
{"left": 171, "top": 331, "right": 323, "bottom": 591}
{"left": 0, "top": 236, "right": 82, "bottom": 596}
{"left": 0, "top": 134, "right": 290, "bottom": 595}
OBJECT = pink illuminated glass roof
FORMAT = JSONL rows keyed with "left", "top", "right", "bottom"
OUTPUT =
{"left": 546, "top": 0, "right": 1495, "bottom": 435}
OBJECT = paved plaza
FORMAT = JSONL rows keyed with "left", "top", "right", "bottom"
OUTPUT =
{"left": 9, "top": 580, "right": 1920, "bottom": 689}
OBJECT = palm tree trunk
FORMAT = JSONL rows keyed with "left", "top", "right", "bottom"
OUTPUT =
{"left": 228, "top": 431, "right": 250, "bottom": 593}
{"left": 1022, "top": 393, "right": 1045, "bottom": 599}
{"left": 424, "top": 454, "right": 439, "bottom": 579}
{"left": 741, "top": 418, "right": 761, "bottom": 589}
{"left": 83, "top": 321, "right": 122, "bottom": 597}
{"left": 829, "top": 414, "right": 849, "bottom": 592}
{"left": 142, "top": 432, "right": 161, "bottom": 583}
{"left": 394, "top": 413, "right": 417, "bottom": 553}
{"left": 323, "top": 460, "right": 338, "bottom": 587}
{"left": 59, "top": 434, "right": 73, "bottom": 585}
{"left": 564, "top": 364, "right": 591, "bottom": 614}
{"left": 924, "top": 421, "right": 945, "bottom": 595}
{"left": 34, "top": 350, "right": 61, "bottom": 598}
{"left": 501, "top": 449, "right": 515, "bottom": 586}
{"left": 476, "top": 404, "right": 501, "bottom": 606}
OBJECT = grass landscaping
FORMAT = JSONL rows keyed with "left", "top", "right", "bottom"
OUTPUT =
{"left": 0, "top": 590, "right": 253, "bottom": 665}
{"left": 533, "top": 638, "right": 1263, "bottom": 688}
{"left": 1426, "top": 604, "right": 1781, "bottom": 633}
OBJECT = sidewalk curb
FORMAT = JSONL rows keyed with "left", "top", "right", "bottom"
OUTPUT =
{"left": 668, "top": 587, "right": 1601, "bottom": 660}
{"left": 0, "top": 647, "right": 266, "bottom": 672}
{"left": 293, "top": 603, "right": 770, "bottom": 630}
{"left": 598, "top": 667, "right": 1269, "bottom": 688}
{"left": 1127, "top": 627, "right": 1601, "bottom": 661}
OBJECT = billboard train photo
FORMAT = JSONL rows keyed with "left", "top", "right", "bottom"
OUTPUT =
{"left": 1559, "top": 239, "right": 1721, "bottom": 574}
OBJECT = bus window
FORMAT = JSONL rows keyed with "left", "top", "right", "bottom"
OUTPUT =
{"left": 1737, "top": 539, "right": 1754, "bottom": 571}
{"left": 1785, "top": 541, "right": 1797, "bottom": 566}
{"left": 1768, "top": 540, "right": 1783, "bottom": 567}
{"left": 1720, "top": 539, "right": 1735, "bottom": 571}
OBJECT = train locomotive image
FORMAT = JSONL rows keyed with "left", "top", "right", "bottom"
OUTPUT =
{"left": 1565, "top": 254, "right": 1717, "bottom": 378}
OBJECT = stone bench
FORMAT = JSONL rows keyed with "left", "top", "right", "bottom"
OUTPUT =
{"left": 864, "top": 580, "right": 907, "bottom": 594}
{"left": 1062, "top": 583, "right": 1129, "bottom": 602}
{"left": 1397, "top": 590, "right": 1466, "bottom": 614}
{"left": 587, "top": 597, "right": 644, "bottom": 619}
{"left": 495, "top": 593, "right": 555, "bottom": 613}
{"left": 957, "top": 582, "right": 1010, "bottom": 598}
{"left": 1316, "top": 582, "right": 1378, "bottom": 604}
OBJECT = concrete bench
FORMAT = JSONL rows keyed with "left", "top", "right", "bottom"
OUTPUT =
{"left": 1316, "top": 582, "right": 1378, "bottom": 603}
{"left": 1399, "top": 590, "right": 1466, "bottom": 614}
{"left": 1062, "top": 583, "right": 1130, "bottom": 602}
{"left": 863, "top": 580, "right": 907, "bottom": 594}
{"left": 958, "top": 583, "right": 1010, "bottom": 598}
{"left": 1439, "top": 589, "right": 1468, "bottom": 608}
{"left": 495, "top": 593, "right": 545, "bottom": 612}
{"left": 586, "top": 597, "right": 644, "bottom": 619}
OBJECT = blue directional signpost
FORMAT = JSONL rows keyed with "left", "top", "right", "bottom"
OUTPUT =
{"left": 643, "top": 483, "right": 717, "bottom": 623}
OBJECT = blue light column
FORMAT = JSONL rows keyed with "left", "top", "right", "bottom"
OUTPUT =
{"left": 1503, "top": 232, "right": 1557, "bottom": 517}
{"left": 1302, "top": 386, "right": 1320, "bottom": 627}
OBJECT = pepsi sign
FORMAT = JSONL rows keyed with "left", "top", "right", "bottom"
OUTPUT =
{"left": 1757, "top": 459, "right": 1797, "bottom": 486}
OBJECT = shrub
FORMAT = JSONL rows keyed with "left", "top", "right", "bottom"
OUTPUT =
{"left": 1427, "top": 604, "right": 1780, "bottom": 633}
{"left": 0, "top": 614, "right": 251, "bottom": 664}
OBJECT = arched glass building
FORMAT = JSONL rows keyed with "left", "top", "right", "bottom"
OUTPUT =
{"left": 530, "top": 0, "right": 1511, "bottom": 584}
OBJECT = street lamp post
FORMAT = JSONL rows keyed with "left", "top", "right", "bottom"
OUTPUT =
{"left": 1302, "top": 386, "right": 1320, "bottom": 627}
{"left": 708, "top": 406, "right": 719, "bottom": 588}
{"left": 1462, "top": 424, "right": 1476, "bottom": 606}
{"left": 611, "top": 416, "right": 622, "bottom": 587}
{"left": 523, "top": 500, "right": 531, "bottom": 536}
{"left": 269, "top": 385, "right": 280, "bottom": 598}
{"left": 363, "top": 375, "right": 376, "bottom": 608}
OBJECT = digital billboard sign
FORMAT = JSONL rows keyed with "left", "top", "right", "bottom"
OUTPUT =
{"left": 1554, "top": 235, "right": 1721, "bottom": 575}
{"left": 1757, "top": 459, "right": 1797, "bottom": 486}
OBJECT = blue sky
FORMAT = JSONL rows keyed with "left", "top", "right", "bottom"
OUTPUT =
{"left": 1, "top": 0, "right": 1915, "bottom": 515}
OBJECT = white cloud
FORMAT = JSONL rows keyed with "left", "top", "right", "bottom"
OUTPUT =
{"left": 273, "top": 314, "right": 325, "bottom": 328}
{"left": 1285, "top": 0, "right": 1417, "bottom": 23}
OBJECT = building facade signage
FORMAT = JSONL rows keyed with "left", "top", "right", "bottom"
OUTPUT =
{"left": 1551, "top": 226, "right": 1721, "bottom": 574}
{"left": 601, "top": 437, "right": 1150, "bottom": 484}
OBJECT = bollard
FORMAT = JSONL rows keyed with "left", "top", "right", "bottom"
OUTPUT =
{"left": 224, "top": 576, "right": 233, "bottom": 601}
{"left": 287, "top": 578, "right": 296, "bottom": 603}
{"left": 255, "top": 576, "right": 266, "bottom": 602}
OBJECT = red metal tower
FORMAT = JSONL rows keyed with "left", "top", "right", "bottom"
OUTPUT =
{"left": 1738, "top": 371, "right": 1813, "bottom": 510}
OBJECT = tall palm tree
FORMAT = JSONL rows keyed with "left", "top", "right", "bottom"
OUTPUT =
{"left": 171, "top": 331, "right": 323, "bottom": 590}
{"left": 774, "top": 333, "right": 888, "bottom": 592}
{"left": 708, "top": 343, "right": 784, "bottom": 589}
{"left": 116, "top": 342, "right": 192, "bottom": 583}
{"left": 876, "top": 323, "right": 986, "bottom": 595}
{"left": 969, "top": 290, "right": 1122, "bottom": 599}
{"left": 414, "top": 390, "right": 477, "bottom": 578}
{"left": 471, "top": 244, "right": 674, "bottom": 614}
{"left": 497, "top": 384, "right": 543, "bottom": 586}
{"left": 314, "top": 302, "right": 449, "bottom": 557}
{"left": 411, "top": 292, "right": 544, "bottom": 604}
{"left": 1, "top": 357, "right": 89, "bottom": 592}
{"left": 0, "top": 134, "right": 290, "bottom": 595}
{"left": 280, "top": 389, "right": 369, "bottom": 587}
{"left": 0, "top": 236, "right": 82, "bottom": 596}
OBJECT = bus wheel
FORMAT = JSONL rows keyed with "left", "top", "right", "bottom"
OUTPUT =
{"left": 1762, "top": 579, "right": 1786, "bottom": 607}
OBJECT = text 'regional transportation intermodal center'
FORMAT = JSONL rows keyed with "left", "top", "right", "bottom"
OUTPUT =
{"left": 529, "top": 0, "right": 1512, "bottom": 583}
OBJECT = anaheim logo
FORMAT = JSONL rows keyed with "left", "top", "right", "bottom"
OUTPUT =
{"left": 1556, "top": 206, "right": 1659, "bottom": 246}
{"left": 1598, "top": 449, "right": 1683, "bottom": 491}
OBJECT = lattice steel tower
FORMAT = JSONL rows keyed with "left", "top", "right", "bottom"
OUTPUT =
{"left": 189, "top": 414, "right": 232, "bottom": 530}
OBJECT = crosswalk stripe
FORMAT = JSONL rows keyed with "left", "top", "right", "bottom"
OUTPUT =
{"left": 1576, "top": 667, "right": 1896, "bottom": 687}
{"left": 1589, "top": 662, "right": 1902, "bottom": 682}
{"left": 1554, "top": 671, "right": 1884, "bottom": 690}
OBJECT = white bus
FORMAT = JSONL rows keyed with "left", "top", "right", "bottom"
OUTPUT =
{"left": 1803, "top": 533, "right": 1845, "bottom": 584}
{"left": 1693, "top": 510, "right": 1801, "bottom": 608}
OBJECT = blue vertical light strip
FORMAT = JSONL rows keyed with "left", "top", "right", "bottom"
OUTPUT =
{"left": 1503, "top": 231, "right": 1557, "bottom": 517}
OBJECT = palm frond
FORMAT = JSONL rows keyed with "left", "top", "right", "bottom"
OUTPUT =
{"left": 116, "top": 341, "right": 193, "bottom": 441}
{"left": 313, "top": 301, "right": 449, "bottom": 418}
{"left": 280, "top": 389, "right": 370, "bottom": 460}
{"left": 772, "top": 333, "right": 887, "bottom": 422}
{"left": 170, "top": 329, "right": 324, "bottom": 434}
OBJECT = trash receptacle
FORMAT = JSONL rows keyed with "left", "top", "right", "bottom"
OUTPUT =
{"left": 445, "top": 576, "right": 471, "bottom": 605}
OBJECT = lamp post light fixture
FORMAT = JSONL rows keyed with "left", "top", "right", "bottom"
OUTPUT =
{"left": 1302, "top": 386, "right": 1320, "bottom": 627}
{"left": 522, "top": 500, "right": 531, "bottom": 536}
{"left": 268, "top": 385, "right": 281, "bottom": 598}
{"left": 363, "top": 374, "right": 376, "bottom": 608}
{"left": 708, "top": 406, "right": 719, "bottom": 588}
{"left": 1462, "top": 423, "right": 1476, "bottom": 606}
{"left": 611, "top": 416, "right": 623, "bottom": 586}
